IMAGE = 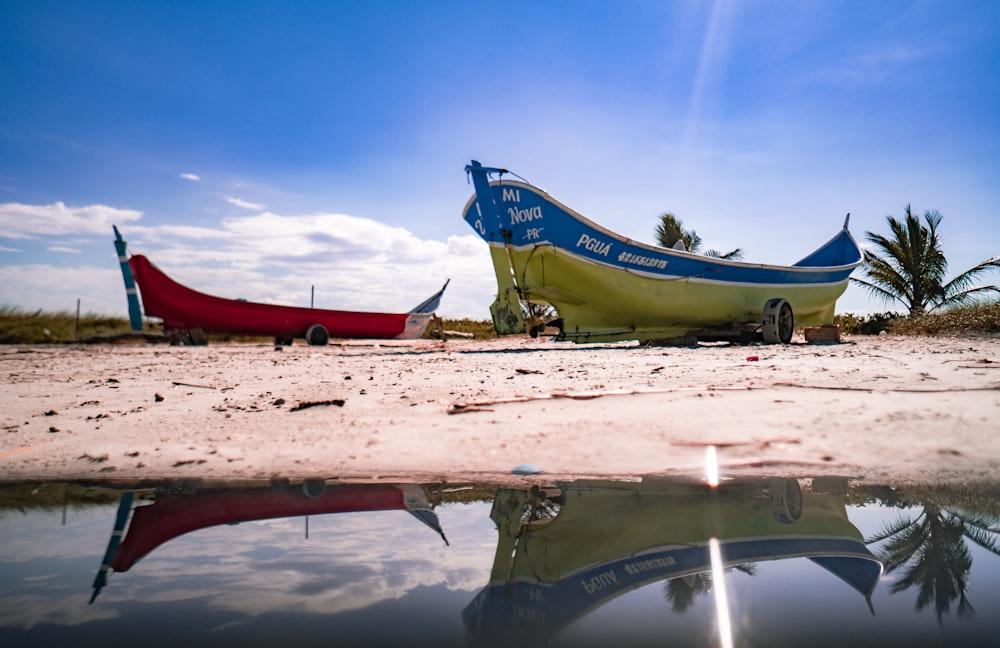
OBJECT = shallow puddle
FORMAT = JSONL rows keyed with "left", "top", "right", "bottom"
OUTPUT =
{"left": 1, "top": 476, "right": 998, "bottom": 647}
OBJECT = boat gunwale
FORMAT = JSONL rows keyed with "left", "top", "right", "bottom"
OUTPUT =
{"left": 463, "top": 179, "right": 863, "bottom": 275}
{"left": 490, "top": 240, "right": 861, "bottom": 284}
{"left": 132, "top": 254, "right": 430, "bottom": 319}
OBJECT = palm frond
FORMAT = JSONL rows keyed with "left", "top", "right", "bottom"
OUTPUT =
{"left": 851, "top": 276, "right": 909, "bottom": 309}
{"left": 856, "top": 206, "right": 982, "bottom": 315}
{"left": 705, "top": 248, "right": 745, "bottom": 260}
{"left": 938, "top": 256, "right": 1000, "bottom": 306}
{"left": 866, "top": 514, "right": 919, "bottom": 544}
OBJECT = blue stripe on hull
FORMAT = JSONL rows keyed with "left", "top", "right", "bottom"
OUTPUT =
{"left": 462, "top": 178, "right": 861, "bottom": 287}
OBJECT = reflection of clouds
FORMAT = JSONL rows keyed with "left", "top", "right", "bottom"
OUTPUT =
{"left": 1, "top": 508, "right": 111, "bottom": 562}
{"left": 124, "top": 503, "right": 495, "bottom": 617}
{"left": 0, "top": 594, "right": 120, "bottom": 630}
{"left": 1, "top": 499, "right": 498, "bottom": 630}
{"left": 0, "top": 508, "right": 123, "bottom": 630}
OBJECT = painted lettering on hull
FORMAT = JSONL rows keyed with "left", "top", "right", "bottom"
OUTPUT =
{"left": 502, "top": 187, "right": 521, "bottom": 202}
{"left": 509, "top": 205, "right": 542, "bottom": 225}
{"left": 509, "top": 602, "right": 546, "bottom": 625}
{"left": 623, "top": 555, "right": 677, "bottom": 575}
{"left": 581, "top": 569, "right": 619, "bottom": 594}
{"left": 576, "top": 233, "right": 612, "bottom": 257}
{"left": 618, "top": 250, "right": 668, "bottom": 270}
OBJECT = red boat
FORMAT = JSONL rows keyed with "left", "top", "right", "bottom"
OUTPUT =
{"left": 91, "top": 482, "right": 447, "bottom": 602}
{"left": 113, "top": 482, "right": 445, "bottom": 572}
{"left": 115, "top": 226, "right": 447, "bottom": 345}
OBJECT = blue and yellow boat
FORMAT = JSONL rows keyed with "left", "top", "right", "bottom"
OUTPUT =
{"left": 463, "top": 161, "right": 862, "bottom": 343}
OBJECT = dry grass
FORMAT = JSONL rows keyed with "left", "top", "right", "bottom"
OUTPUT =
{"left": 0, "top": 306, "right": 139, "bottom": 344}
{"left": 0, "top": 306, "right": 497, "bottom": 344}
{"left": 835, "top": 301, "right": 1000, "bottom": 336}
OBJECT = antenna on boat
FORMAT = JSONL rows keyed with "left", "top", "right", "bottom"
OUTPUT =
{"left": 465, "top": 160, "right": 530, "bottom": 185}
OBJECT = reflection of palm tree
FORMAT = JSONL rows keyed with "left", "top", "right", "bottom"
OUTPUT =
{"left": 665, "top": 564, "right": 756, "bottom": 612}
{"left": 867, "top": 504, "right": 1000, "bottom": 624}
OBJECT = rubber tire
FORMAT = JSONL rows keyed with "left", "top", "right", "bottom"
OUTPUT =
{"left": 762, "top": 298, "right": 794, "bottom": 344}
{"left": 188, "top": 327, "right": 208, "bottom": 346}
{"left": 768, "top": 478, "right": 803, "bottom": 524}
{"left": 301, "top": 479, "right": 327, "bottom": 499}
{"left": 305, "top": 324, "right": 329, "bottom": 346}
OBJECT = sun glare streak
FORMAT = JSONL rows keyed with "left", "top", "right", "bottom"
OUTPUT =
{"left": 709, "top": 537, "right": 734, "bottom": 648}
{"left": 706, "top": 445, "right": 719, "bottom": 487}
{"left": 682, "top": 0, "right": 734, "bottom": 155}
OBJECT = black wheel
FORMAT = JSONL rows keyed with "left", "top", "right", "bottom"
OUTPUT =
{"left": 768, "top": 478, "right": 803, "bottom": 523}
{"left": 305, "top": 324, "right": 329, "bottom": 346}
{"left": 188, "top": 327, "right": 208, "bottom": 346}
{"left": 762, "top": 298, "right": 794, "bottom": 344}
{"left": 302, "top": 479, "right": 326, "bottom": 498}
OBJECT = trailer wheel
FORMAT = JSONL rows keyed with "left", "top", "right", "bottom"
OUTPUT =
{"left": 762, "top": 298, "right": 793, "bottom": 344}
{"left": 188, "top": 327, "right": 208, "bottom": 346}
{"left": 302, "top": 479, "right": 326, "bottom": 498}
{"left": 768, "top": 478, "right": 803, "bottom": 523}
{"left": 305, "top": 324, "right": 329, "bottom": 346}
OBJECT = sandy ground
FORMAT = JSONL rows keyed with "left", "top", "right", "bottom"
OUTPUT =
{"left": 2, "top": 334, "right": 999, "bottom": 486}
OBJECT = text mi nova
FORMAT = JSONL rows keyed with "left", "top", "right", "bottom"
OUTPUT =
{"left": 503, "top": 187, "right": 612, "bottom": 256}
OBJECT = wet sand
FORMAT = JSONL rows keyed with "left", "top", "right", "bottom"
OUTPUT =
{"left": 2, "top": 334, "right": 999, "bottom": 485}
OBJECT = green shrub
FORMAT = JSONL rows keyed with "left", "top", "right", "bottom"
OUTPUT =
{"left": 833, "top": 311, "right": 902, "bottom": 335}
{"left": 424, "top": 318, "right": 496, "bottom": 340}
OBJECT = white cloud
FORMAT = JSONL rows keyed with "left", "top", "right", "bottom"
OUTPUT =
{"left": 823, "top": 42, "right": 929, "bottom": 87}
{"left": 0, "top": 264, "right": 124, "bottom": 314}
{"left": 180, "top": 173, "right": 201, "bottom": 182}
{"left": 0, "top": 202, "right": 143, "bottom": 240}
{"left": 0, "top": 195, "right": 496, "bottom": 319}
{"left": 0, "top": 200, "right": 498, "bottom": 319}
{"left": 226, "top": 197, "right": 266, "bottom": 210}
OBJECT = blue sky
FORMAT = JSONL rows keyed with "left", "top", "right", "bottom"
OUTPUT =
{"left": 2, "top": 0, "right": 998, "bottom": 320}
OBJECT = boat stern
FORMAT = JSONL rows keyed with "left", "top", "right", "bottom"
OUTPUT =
{"left": 396, "top": 312, "right": 436, "bottom": 339}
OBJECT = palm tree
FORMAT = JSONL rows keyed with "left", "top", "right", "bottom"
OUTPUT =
{"left": 656, "top": 212, "right": 702, "bottom": 252}
{"left": 664, "top": 564, "right": 757, "bottom": 613}
{"left": 867, "top": 504, "right": 1000, "bottom": 624}
{"left": 851, "top": 206, "right": 1000, "bottom": 316}
{"left": 655, "top": 212, "right": 744, "bottom": 259}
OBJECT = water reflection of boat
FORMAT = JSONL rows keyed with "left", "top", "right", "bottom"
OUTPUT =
{"left": 463, "top": 478, "right": 882, "bottom": 645}
{"left": 91, "top": 481, "right": 446, "bottom": 602}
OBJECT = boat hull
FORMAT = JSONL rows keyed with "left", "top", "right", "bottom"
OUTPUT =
{"left": 129, "top": 254, "right": 434, "bottom": 340}
{"left": 462, "top": 162, "right": 862, "bottom": 343}
{"left": 506, "top": 243, "right": 848, "bottom": 341}
{"left": 110, "top": 483, "right": 437, "bottom": 573}
{"left": 463, "top": 479, "right": 881, "bottom": 642}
